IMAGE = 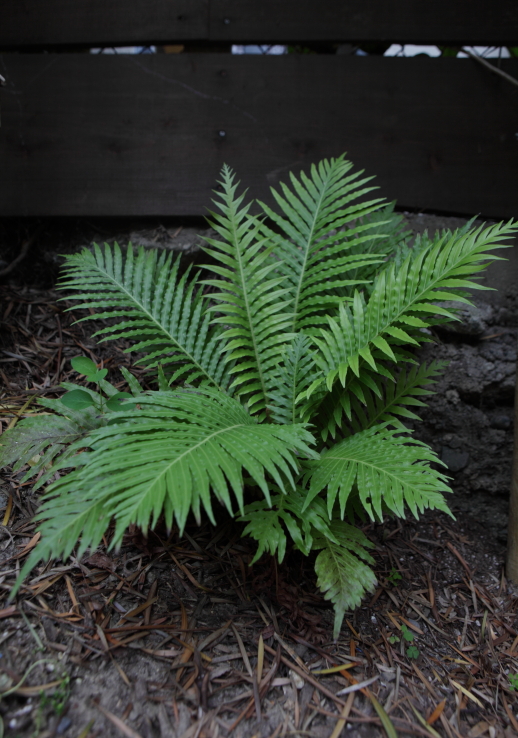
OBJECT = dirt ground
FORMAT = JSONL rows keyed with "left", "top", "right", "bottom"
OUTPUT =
{"left": 0, "top": 215, "right": 518, "bottom": 738}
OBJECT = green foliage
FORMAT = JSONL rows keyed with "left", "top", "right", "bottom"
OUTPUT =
{"left": 406, "top": 645, "right": 420, "bottom": 659}
{"left": 387, "top": 568, "right": 402, "bottom": 586}
{"left": 399, "top": 625, "right": 420, "bottom": 658}
{"left": 2, "top": 155, "right": 516, "bottom": 639}
{"left": 508, "top": 673, "right": 518, "bottom": 690}
{"left": 401, "top": 624, "right": 414, "bottom": 642}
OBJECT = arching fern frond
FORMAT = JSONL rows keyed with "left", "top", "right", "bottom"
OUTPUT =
{"left": 258, "top": 155, "right": 386, "bottom": 332}
{"left": 17, "top": 390, "right": 316, "bottom": 587}
{"left": 310, "top": 221, "right": 517, "bottom": 394}
{"left": 313, "top": 360, "right": 446, "bottom": 440}
{"left": 60, "top": 245, "right": 229, "bottom": 391}
{"left": 202, "top": 166, "right": 293, "bottom": 417}
{"left": 0, "top": 395, "right": 104, "bottom": 490}
{"left": 305, "top": 425, "right": 451, "bottom": 520}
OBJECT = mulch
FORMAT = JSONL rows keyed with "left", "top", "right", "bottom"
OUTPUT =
{"left": 1, "top": 283, "right": 517, "bottom": 738}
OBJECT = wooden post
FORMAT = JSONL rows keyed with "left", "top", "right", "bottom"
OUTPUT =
{"left": 507, "top": 361, "right": 518, "bottom": 582}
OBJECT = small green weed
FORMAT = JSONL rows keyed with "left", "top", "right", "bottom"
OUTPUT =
{"left": 400, "top": 625, "right": 419, "bottom": 658}
{"left": 401, "top": 624, "right": 414, "bottom": 642}
{"left": 508, "top": 673, "right": 518, "bottom": 691}
{"left": 406, "top": 645, "right": 420, "bottom": 659}
{"left": 34, "top": 672, "right": 70, "bottom": 734}
{"left": 387, "top": 568, "right": 402, "bottom": 586}
{"left": 40, "top": 672, "right": 70, "bottom": 716}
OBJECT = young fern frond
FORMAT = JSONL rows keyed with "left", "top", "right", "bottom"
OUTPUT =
{"left": 258, "top": 155, "right": 387, "bottom": 332}
{"left": 60, "top": 244, "right": 229, "bottom": 390}
{"left": 312, "top": 521, "right": 377, "bottom": 639}
{"left": 268, "top": 334, "right": 320, "bottom": 424}
{"left": 310, "top": 221, "right": 517, "bottom": 394}
{"left": 203, "top": 167, "right": 293, "bottom": 417}
{"left": 305, "top": 424, "right": 451, "bottom": 520}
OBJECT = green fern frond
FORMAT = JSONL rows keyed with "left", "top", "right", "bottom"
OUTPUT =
{"left": 240, "top": 488, "right": 335, "bottom": 562}
{"left": 314, "top": 360, "right": 446, "bottom": 440}
{"left": 17, "top": 390, "right": 316, "bottom": 586}
{"left": 60, "top": 245, "right": 229, "bottom": 391}
{"left": 0, "top": 397, "right": 104, "bottom": 489}
{"left": 268, "top": 334, "right": 320, "bottom": 424}
{"left": 338, "top": 202, "right": 412, "bottom": 294}
{"left": 202, "top": 166, "right": 294, "bottom": 416}
{"left": 305, "top": 424, "right": 451, "bottom": 520}
{"left": 258, "top": 155, "right": 387, "bottom": 332}
{"left": 312, "top": 521, "right": 377, "bottom": 639}
{"left": 310, "top": 221, "right": 517, "bottom": 394}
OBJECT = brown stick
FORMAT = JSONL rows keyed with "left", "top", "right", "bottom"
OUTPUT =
{"left": 462, "top": 47, "right": 518, "bottom": 89}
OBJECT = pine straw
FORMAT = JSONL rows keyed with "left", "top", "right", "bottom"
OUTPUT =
{"left": 0, "top": 284, "right": 517, "bottom": 738}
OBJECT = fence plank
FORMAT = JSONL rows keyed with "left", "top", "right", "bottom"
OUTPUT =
{"left": 1, "top": 54, "right": 517, "bottom": 217}
{"left": 1, "top": 1, "right": 517, "bottom": 47}
{"left": 210, "top": 1, "right": 518, "bottom": 45}
{"left": 0, "top": 0, "right": 209, "bottom": 48}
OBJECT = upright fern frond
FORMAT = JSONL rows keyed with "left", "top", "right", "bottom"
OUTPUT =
{"left": 202, "top": 167, "right": 293, "bottom": 416}
{"left": 338, "top": 202, "right": 412, "bottom": 295}
{"left": 259, "top": 155, "right": 386, "bottom": 332}
{"left": 305, "top": 424, "right": 451, "bottom": 520}
{"left": 268, "top": 334, "right": 320, "bottom": 424}
{"left": 60, "top": 244, "right": 229, "bottom": 390}
{"left": 310, "top": 221, "right": 517, "bottom": 394}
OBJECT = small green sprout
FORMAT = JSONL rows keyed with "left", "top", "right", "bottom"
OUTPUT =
{"left": 387, "top": 568, "right": 402, "bottom": 586}
{"left": 508, "top": 673, "right": 518, "bottom": 691}
{"left": 401, "top": 624, "right": 414, "bottom": 643}
{"left": 406, "top": 645, "right": 420, "bottom": 659}
{"left": 388, "top": 634, "right": 400, "bottom": 645}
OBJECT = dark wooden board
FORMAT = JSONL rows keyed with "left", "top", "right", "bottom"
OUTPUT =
{"left": 209, "top": 1, "right": 518, "bottom": 45}
{"left": 0, "top": 0, "right": 209, "bottom": 48}
{"left": 1, "top": 54, "right": 517, "bottom": 217}
{"left": 2, "top": 1, "right": 517, "bottom": 47}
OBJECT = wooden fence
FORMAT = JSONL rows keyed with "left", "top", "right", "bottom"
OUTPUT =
{"left": 1, "top": 1, "right": 517, "bottom": 217}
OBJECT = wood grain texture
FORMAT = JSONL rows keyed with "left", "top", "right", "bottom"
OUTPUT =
{"left": 1, "top": 54, "right": 517, "bottom": 217}
{"left": 0, "top": 0, "right": 209, "bottom": 48}
{"left": 210, "top": 0, "right": 518, "bottom": 45}
{"left": 2, "top": 1, "right": 517, "bottom": 47}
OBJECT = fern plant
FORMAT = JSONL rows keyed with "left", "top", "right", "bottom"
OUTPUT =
{"left": 2, "top": 155, "right": 516, "bottom": 637}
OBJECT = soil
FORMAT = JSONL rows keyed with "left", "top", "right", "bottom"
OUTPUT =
{"left": 0, "top": 214, "right": 517, "bottom": 738}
